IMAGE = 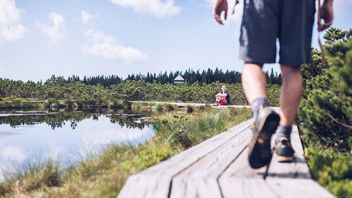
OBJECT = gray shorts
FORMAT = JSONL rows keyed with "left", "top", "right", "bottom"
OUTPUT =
{"left": 239, "top": 0, "right": 316, "bottom": 67}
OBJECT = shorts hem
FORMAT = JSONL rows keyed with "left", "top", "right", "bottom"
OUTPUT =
{"left": 239, "top": 55, "right": 276, "bottom": 65}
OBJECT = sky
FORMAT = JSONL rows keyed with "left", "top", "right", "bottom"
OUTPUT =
{"left": 0, "top": 0, "right": 351, "bottom": 81}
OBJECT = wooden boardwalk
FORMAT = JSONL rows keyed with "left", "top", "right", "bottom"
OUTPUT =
{"left": 118, "top": 118, "right": 333, "bottom": 198}
{"left": 131, "top": 101, "right": 251, "bottom": 109}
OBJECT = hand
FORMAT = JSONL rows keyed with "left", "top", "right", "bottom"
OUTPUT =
{"left": 214, "top": 0, "right": 228, "bottom": 25}
{"left": 318, "top": 0, "right": 334, "bottom": 31}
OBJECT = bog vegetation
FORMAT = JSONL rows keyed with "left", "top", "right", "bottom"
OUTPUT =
{"left": 0, "top": 80, "right": 281, "bottom": 108}
{"left": 0, "top": 28, "right": 350, "bottom": 197}
{"left": 0, "top": 107, "right": 251, "bottom": 197}
{"left": 299, "top": 28, "right": 352, "bottom": 197}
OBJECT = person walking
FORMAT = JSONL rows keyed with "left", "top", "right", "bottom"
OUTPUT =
{"left": 213, "top": 0, "right": 334, "bottom": 168}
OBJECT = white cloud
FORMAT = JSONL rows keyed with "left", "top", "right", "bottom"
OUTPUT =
{"left": 83, "top": 28, "right": 147, "bottom": 63}
{"left": 0, "top": 0, "right": 26, "bottom": 47}
{"left": 80, "top": 10, "right": 96, "bottom": 24}
{"left": 111, "top": 0, "right": 181, "bottom": 17}
{"left": 0, "top": 140, "right": 26, "bottom": 181}
{"left": 36, "top": 12, "right": 65, "bottom": 43}
{"left": 82, "top": 127, "right": 155, "bottom": 150}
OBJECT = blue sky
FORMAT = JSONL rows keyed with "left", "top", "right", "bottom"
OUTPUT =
{"left": 0, "top": 0, "right": 351, "bottom": 81}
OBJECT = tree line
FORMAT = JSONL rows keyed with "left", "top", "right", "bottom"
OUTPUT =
{"left": 10, "top": 67, "right": 281, "bottom": 88}
{"left": 126, "top": 68, "right": 281, "bottom": 85}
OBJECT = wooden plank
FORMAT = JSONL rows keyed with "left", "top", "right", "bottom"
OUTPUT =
{"left": 170, "top": 125, "right": 251, "bottom": 198}
{"left": 118, "top": 119, "right": 253, "bottom": 198}
{"left": 219, "top": 139, "right": 268, "bottom": 179}
{"left": 170, "top": 178, "right": 222, "bottom": 198}
{"left": 131, "top": 101, "right": 251, "bottom": 109}
{"left": 117, "top": 175, "right": 175, "bottom": 198}
{"left": 266, "top": 125, "right": 311, "bottom": 179}
{"left": 220, "top": 125, "right": 311, "bottom": 180}
{"left": 119, "top": 117, "right": 333, "bottom": 198}
{"left": 266, "top": 179, "right": 334, "bottom": 198}
{"left": 220, "top": 179, "right": 278, "bottom": 198}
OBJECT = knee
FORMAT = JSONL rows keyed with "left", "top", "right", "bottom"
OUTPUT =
{"left": 281, "top": 66, "right": 302, "bottom": 83}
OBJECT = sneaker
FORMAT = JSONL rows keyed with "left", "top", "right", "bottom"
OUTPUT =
{"left": 248, "top": 106, "right": 280, "bottom": 169}
{"left": 274, "top": 137, "right": 295, "bottom": 162}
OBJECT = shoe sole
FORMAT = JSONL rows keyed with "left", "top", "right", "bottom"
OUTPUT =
{"left": 275, "top": 154, "right": 295, "bottom": 162}
{"left": 248, "top": 109, "right": 280, "bottom": 169}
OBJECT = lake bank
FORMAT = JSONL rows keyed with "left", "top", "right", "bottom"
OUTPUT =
{"left": 0, "top": 112, "right": 155, "bottom": 182}
{"left": 0, "top": 106, "right": 251, "bottom": 197}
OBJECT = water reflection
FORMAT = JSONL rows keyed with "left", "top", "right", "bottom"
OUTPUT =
{"left": 0, "top": 110, "right": 149, "bottom": 129}
{"left": 0, "top": 111, "right": 155, "bottom": 181}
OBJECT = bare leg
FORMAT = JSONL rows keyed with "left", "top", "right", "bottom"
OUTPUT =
{"left": 244, "top": 63, "right": 281, "bottom": 169}
{"left": 242, "top": 62, "right": 267, "bottom": 103}
{"left": 279, "top": 65, "right": 303, "bottom": 126}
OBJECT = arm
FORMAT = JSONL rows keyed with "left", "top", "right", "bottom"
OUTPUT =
{"left": 213, "top": 0, "right": 228, "bottom": 25}
{"left": 318, "top": 0, "right": 334, "bottom": 31}
{"left": 218, "top": 92, "right": 228, "bottom": 97}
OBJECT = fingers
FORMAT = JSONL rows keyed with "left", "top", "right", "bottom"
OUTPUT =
{"left": 214, "top": 13, "right": 224, "bottom": 25}
{"left": 318, "top": 18, "right": 333, "bottom": 31}
{"left": 213, "top": 0, "right": 227, "bottom": 25}
{"left": 214, "top": 10, "right": 227, "bottom": 25}
{"left": 317, "top": 5, "right": 334, "bottom": 32}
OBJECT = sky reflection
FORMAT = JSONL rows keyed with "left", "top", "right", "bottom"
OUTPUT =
{"left": 0, "top": 115, "right": 155, "bottom": 181}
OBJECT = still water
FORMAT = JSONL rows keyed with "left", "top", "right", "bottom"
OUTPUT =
{"left": 0, "top": 111, "right": 155, "bottom": 181}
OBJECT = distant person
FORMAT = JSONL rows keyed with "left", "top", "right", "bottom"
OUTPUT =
{"left": 214, "top": 0, "right": 334, "bottom": 168}
{"left": 215, "top": 85, "right": 230, "bottom": 105}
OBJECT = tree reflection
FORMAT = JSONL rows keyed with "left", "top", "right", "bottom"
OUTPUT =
{"left": 0, "top": 110, "right": 151, "bottom": 129}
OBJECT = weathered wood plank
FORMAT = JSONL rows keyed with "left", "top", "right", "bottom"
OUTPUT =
{"left": 170, "top": 125, "right": 251, "bottom": 198}
{"left": 220, "top": 178, "right": 334, "bottom": 198}
{"left": 220, "top": 179, "right": 278, "bottom": 198}
{"left": 266, "top": 125, "right": 311, "bottom": 179}
{"left": 266, "top": 179, "right": 334, "bottom": 198}
{"left": 119, "top": 117, "right": 334, "bottom": 198}
{"left": 220, "top": 125, "right": 311, "bottom": 180}
{"left": 218, "top": 139, "right": 268, "bottom": 179}
{"left": 130, "top": 101, "right": 251, "bottom": 109}
{"left": 118, "top": 119, "right": 253, "bottom": 198}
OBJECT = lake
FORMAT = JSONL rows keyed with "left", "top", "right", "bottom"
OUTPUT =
{"left": 0, "top": 111, "right": 155, "bottom": 181}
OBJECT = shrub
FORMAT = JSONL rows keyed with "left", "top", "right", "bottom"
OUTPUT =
{"left": 164, "top": 104, "right": 174, "bottom": 112}
{"left": 63, "top": 99, "right": 74, "bottom": 108}
{"left": 47, "top": 98, "right": 58, "bottom": 106}
{"left": 299, "top": 28, "right": 352, "bottom": 196}
{"left": 186, "top": 106, "right": 193, "bottom": 113}
{"left": 122, "top": 99, "right": 131, "bottom": 110}
{"left": 155, "top": 104, "right": 163, "bottom": 113}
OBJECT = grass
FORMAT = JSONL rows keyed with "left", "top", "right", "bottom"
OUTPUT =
{"left": 0, "top": 106, "right": 251, "bottom": 198}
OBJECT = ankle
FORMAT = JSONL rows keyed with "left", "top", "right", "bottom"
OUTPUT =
{"left": 276, "top": 125, "right": 292, "bottom": 140}
{"left": 251, "top": 97, "right": 269, "bottom": 119}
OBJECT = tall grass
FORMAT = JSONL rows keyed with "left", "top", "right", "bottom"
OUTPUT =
{"left": 0, "top": 107, "right": 251, "bottom": 198}
{"left": 0, "top": 160, "right": 61, "bottom": 196}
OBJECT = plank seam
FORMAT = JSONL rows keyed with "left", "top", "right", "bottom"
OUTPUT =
{"left": 217, "top": 145, "right": 248, "bottom": 198}
{"left": 167, "top": 124, "right": 251, "bottom": 198}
